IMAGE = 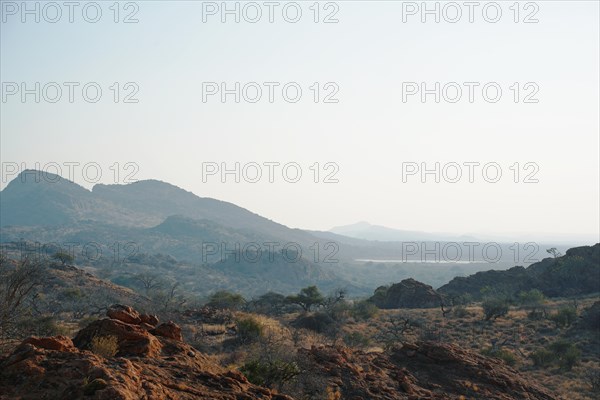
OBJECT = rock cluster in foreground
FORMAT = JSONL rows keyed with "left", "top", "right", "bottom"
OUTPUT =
{"left": 0, "top": 305, "right": 292, "bottom": 400}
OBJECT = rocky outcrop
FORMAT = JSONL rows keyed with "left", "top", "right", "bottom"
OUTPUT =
{"left": 151, "top": 321, "right": 183, "bottom": 341}
{"left": 301, "top": 342, "right": 557, "bottom": 400}
{"left": 106, "top": 304, "right": 142, "bottom": 325}
{"left": 369, "top": 278, "right": 443, "bottom": 309}
{"left": 439, "top": 243, "right": 600, "bottom": 299}
{"left": 0, "top": 304, "right": 293, "bottom": 400}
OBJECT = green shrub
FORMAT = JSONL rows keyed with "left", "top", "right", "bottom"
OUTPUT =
{"left": 343, "top": 332, "right": 370, "bottom": 348}
{"left": 549, "top": 306, "right": 577, "bottom": 328}
{"left": 236, "top": 317, "right": 263, "bottom": 343}
{"left": 206, "top": 290, "right": 246, "bottom": 310}
{"left": 518, "top": 289, "right": 545, "bottom": 307}
{"left": 451, "top": 294, "right": 473, "bottom": 306}
{"left": 78, "top": 316, "right": 99, "bottom": 329}
{"left": 481, "top": 347, "right": 517, "bottom": 366}
{"left": 18, "top": 315, "right": 68, "bottom": 337}
{"left": 240, "top": 359, "right": 301, "bottom": 388}
{"left": 530, "top": 348, "right": 555, "bottom": 367}
{"left": 350, "top": 301, "right": 379, "bottom": 320}
{"left": 530, "top": 340, "right": 581, "bottom": 370}
{"left": 482, "top": 298, "right": 509, "bottom": 321}
{"left": 549, "top": 339, "right": 581, "bottom": 370}
{"left": 82, "top": 378, "right": 108, "bottom": 395}
{"left": 453, "top": 305, "right": 470, "bottom": 318}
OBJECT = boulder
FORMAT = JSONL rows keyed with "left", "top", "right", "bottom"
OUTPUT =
{"left": 151, "top": 322, "right": 183, "bottom": 341}
{"left": 140, "top": 313, "right": 159, "bottom": 326}
{"left": 73, "top": 317, "right": 163, "bottom": 358}
{"left": 23, "top": 336, "right": 76, "bottom": 352}
{"left": 107, "top": 304, "right": 142, "bottom": 325}
{"left": 370, "top": 278, "right": 443, "bottom": 309}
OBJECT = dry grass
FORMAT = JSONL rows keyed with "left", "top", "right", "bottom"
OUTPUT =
{"left": 90, "top": 335, "right": 118, "bottom": 358}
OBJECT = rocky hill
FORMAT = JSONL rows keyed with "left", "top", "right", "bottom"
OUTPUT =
{"left": 0, "top": 250, "right": 149, "bottom": 321}
{"left": 439, "top": 244, "right": 600, "bottom": 299}
{"left": 369, "top": 278, "right": 443, "bottom": 309}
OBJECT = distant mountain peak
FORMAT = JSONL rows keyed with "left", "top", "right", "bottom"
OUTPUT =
{"left": 331, "top": 221, "right": 372, "bottom": 231}
{"left": 6, "top": 169, "right": 84, "bottom": 188}
{"left": 330, "top": 221, "right": 477, "bottom": 243}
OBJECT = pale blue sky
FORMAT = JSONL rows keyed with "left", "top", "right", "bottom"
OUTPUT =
{"left": 1, "top": 1, "right": 599, "bottom": 242}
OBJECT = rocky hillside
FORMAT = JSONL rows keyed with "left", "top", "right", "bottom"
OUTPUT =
{"left": 301, "top": 343, "right": 556, "bottom": 400}
{"left": 0, "top": 305, "right": 292, "bottom": 400}
{"left": 439, "top": 244, "right": 600, "bottom": 299}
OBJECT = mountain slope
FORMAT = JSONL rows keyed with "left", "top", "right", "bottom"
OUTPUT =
{"left": 1, "top": 171, "right": 321, "bottom": 247}
{"left": 438, "top": 244, "right": 600, "bottom": 299}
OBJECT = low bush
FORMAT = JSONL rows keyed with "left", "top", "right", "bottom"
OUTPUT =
{"left": 206, "top": 290, "right": 246, "bottom": 310}
{"left": 350, "top": 301, "right": 379, "bottom": 320}
{"left": 482, "top": 298, "right": 509, "bottom": 321}
{"left": 292, "top": 312, "right": 335, "bottom": 334}
{"left": 549, "top": 306, "right": 577, "bottom": 328}
{"left": 343, "top": 331, "right": 370, "bottom": 348}
{"left": 18, "top": 315, "right": 68, "bottom": 337}
{"left": 530, "top": 348, "right": 555, "bottom": 367}
{"left": 548, "top": 339, "right": 581, "bottom": 370}
{"left": 90, "top": 335, "right": 118, "bottom": 358}
{"left": 240, "top": 359, "right": 301, "bottom": 389}
{"left": 481, "top": 347, "right": 517, "bottom": 366}
{"left": 530, "top": 339, "right": 581, "bottom": 370}
{"left": 453, "top": 305, "right": 470, "bottom": 318}
{"left": 236, "top": 317, "right": 263, "bottom": 343}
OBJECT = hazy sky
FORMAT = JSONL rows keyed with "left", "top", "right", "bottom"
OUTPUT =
{"left": 1, "top": 1, "right": 599, "bottom": 242}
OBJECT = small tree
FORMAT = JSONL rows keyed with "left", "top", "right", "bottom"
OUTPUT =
{"left": 51, "top": 251, "right": 74, "bottom": 266}
{"left": 482, "top": 298, "right": 509, "bottom": 321}
{"left": 248, "top": 292, "right": 288, "bottom": 315}
{"left": 518, "top": 289, "right": 546, "bottom": 319}
{"left": 377, "top": 315, "right": 412, "bottom": 348}
{"left": 287, "top": 286, "right": 325, "bottom": 312}
{"left": 236, "top": 317, "right": 263, "bottom": 343}
{"left": 0, "top": 256, "right": 42, "bottom": 340}
{"left": 241, "top": 359, "right": 301, "bottom": 390}
{"left": 206, "top": 290, "right": 246, "bottom": 310}
{"left": 546, "top": 248, "right": 562, "bottom": 258}
{"left": 133, "top": 273, "right": 163, "bottom": 295}
{"left": 153, "top": 281, "right": 186, "bottom": 312}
